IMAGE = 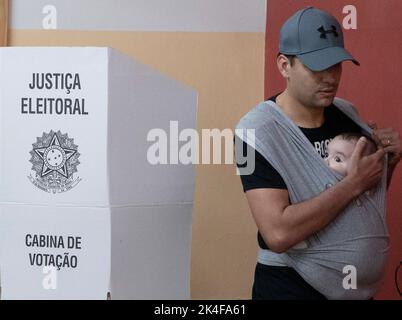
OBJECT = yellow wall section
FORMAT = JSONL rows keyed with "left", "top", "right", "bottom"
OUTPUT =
{"left": 9, "top": 30, "right": 265, "bottom": 299}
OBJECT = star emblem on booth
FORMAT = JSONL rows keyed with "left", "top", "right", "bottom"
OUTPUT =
{"left": 33, "top": 133, "right": 77, "bottom": 178}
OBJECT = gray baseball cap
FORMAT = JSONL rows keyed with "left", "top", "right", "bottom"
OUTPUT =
{"left": 279, "top": 7, "right": 359, "bottom": 71}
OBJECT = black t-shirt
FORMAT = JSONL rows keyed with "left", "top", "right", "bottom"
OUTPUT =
{"left": 237, "top": 95, "right": 362, "bottom": 249}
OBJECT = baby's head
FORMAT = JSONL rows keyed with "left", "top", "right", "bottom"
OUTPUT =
{"left": 325, "top": 133, "right": 377, "bottom": 176}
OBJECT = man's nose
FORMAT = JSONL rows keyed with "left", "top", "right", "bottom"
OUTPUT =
{"left": 322, "top": 71, "right": 337, "bottom": 84}
{"left": 321, "top": 64, "right": 341, "bottom": 84}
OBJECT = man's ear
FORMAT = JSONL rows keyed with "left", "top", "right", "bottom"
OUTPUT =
{"left": 277, "top": 54, "right": 291, "bottom": 79}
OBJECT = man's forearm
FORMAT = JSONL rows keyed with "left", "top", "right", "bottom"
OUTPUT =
{"left": 277, "top": 177, "right": 361, "bottom": 251}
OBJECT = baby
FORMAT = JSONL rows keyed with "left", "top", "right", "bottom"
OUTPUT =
{"left": 325, "top": 133, "right": 377, "bottom": 176}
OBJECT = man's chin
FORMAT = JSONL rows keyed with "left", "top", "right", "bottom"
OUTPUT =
{"left": 316, "top": 96, "right": 335, "bottom": 107}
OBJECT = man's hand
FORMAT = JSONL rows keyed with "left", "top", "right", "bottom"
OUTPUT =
{"left": 346, "top": 137, "right": 385, "bottom": 194}
{"left": 368, "top": 121, "right": 401, "bottom": 187}
{"left": 368, "top": 121, "right": 402, "bottom": 168}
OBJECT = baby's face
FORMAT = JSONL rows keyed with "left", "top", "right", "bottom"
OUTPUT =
{"left": 325, "top": 137, "right": 356, "bottom": 176}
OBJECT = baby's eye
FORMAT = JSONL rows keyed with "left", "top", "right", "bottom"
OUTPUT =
{"left": 334, "top": 156, "right": 342, "bottom": 163}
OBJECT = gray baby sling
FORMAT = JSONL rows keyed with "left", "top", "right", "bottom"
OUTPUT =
{"left": 236, "top": 98, "right": 389, "bottom": 300}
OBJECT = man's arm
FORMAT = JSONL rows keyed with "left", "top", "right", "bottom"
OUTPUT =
{"left": 246, "top": 137, "right": 385, "bottom": 253}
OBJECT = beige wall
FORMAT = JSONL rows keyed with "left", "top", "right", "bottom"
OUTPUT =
{"left": 8, "top": 29, "right": 265, "bottom": 298}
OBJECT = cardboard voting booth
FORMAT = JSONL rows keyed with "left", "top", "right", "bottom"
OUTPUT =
{"left": 0, "top": 47, "right": 197, "bottom": 299}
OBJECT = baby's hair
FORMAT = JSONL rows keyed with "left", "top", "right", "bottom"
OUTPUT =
{"left": 336, "top": 132, "right": 377, "bottom": 155}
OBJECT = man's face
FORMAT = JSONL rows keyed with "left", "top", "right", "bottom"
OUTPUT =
{"left": 287, "top": 58, "right": 342, "bottom": 108}
{"left": 325, "top": 137, "right": 356, "bottom": 176}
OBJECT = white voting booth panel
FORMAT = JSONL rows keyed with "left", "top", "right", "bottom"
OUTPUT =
{"left": 0, "top": 47, "right": 197, "bottom": 299}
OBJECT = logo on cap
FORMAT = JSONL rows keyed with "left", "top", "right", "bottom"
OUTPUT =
{"left": 317, "top": 25, "right": 339, "bottom": 39}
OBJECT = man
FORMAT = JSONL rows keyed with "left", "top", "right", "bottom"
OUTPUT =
{"left": 236, "top": 7, "right": 401, "bottom": 299}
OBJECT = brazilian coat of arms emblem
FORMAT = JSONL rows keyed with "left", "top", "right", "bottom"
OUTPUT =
{"left": 28, "top": 130, "right": 81, "bottom": 193}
